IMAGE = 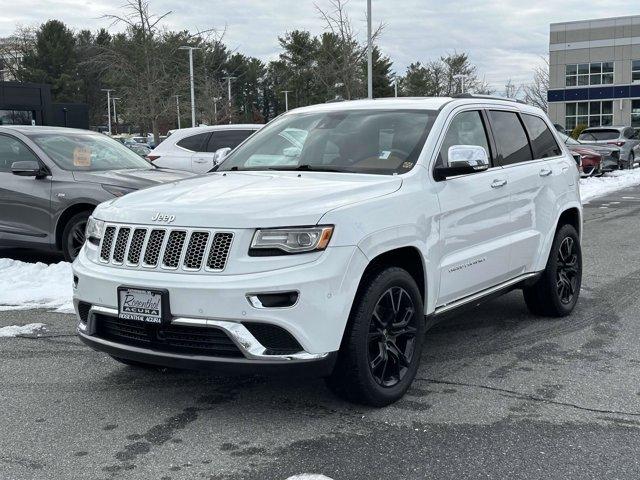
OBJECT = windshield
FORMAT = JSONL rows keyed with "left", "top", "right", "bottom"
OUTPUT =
{"left": 217, "top": 109, "right": 437, "bottom": 175}
{"left": 558, "top": 132, "right": 580, "bottom": 145}
{"left": 579, "top": 129, "right": 619, "bottom": 141}
{"left": 28, "top": 132, "right": 153, "bottom": 172}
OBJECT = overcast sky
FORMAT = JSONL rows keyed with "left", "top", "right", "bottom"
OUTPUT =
{"left": 1, "top": 0, "right": 638, "bottom": 91}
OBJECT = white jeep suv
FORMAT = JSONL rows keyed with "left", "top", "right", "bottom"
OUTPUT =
{"left": 74, "top": 96, "right": 582, "bottom": 406}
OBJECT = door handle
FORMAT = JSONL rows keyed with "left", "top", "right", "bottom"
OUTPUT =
{"left": 193, "top": 159, "right": 209, "bottom": 164}
{"left": 491, "top": 179, "right": 507, "bottom": 188}
{"left": 539, "top": 168, "right": 552, "bottom": 177}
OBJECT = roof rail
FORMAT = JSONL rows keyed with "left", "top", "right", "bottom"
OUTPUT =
{"left": 451, "top": 93, "right": 528, "bottom": 105}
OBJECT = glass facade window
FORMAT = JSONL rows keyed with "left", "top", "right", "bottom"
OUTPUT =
{"left": 565, "top": 101, "right": 613, "bottom": 132}
{"left": 0, "top": 110, "right": 34, "bottom": 125}
{"left": 632, "top": 100, "right": 640, "bottom": 128}
{"left": 633, "top": 60, "right": 640, "bottom": 84}
{"left": 565, "top": 62, "right": 614, "bottom": 87}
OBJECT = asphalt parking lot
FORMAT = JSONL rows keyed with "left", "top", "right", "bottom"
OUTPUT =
{"left": 2, "top": 186, "right": 640, "bottom": 480}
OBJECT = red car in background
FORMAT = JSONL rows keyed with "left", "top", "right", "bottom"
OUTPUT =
{"left": 572, "top": 145, "right": 603, "bottom": 177}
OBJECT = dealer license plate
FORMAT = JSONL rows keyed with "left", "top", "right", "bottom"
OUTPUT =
{"left": 118, "top": 287, "right": 163, "bottom": 324}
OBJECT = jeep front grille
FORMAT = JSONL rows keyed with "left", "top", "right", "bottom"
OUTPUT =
{"left": 98, "top": 224, "right": 233, "bottom": 272}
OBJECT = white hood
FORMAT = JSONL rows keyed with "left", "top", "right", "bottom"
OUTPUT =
{"left": 93, "top": 171, "right": 402, "bottom": 228}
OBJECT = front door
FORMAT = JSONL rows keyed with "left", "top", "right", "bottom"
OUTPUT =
{"left": 434, "top": 110, "right": 513, "bottom": 306}
{"left": 0, "top": 134, "right": 52, "bottom": 245}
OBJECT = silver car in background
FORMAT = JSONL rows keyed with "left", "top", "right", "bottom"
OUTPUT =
{"left": 578, "top": 126, "right": 639, "bottom": 169}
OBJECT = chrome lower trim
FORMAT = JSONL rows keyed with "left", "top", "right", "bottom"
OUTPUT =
{"left": 85, "top": 305, "right": 327, "bottom": 362}
{"left": 434, "top": 272, "right": 538, "bottom": 316}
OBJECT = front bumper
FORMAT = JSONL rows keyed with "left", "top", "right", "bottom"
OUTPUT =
{"left": 73, "top": 244, "right": 368, "bottom": 368}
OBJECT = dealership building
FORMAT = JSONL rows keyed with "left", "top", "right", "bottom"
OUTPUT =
{"left": 547, "top": 15, "right": 640, "bottom": 132}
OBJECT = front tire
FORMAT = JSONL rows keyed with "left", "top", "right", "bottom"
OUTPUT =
{"left": 523, "top": 224, "right": 582, "bottom": 317}
{"left": 62, "top": 212, "right": 90, "bottom": 262}
{"left": 326, "top": 267, "right": 425, "bottom": 407}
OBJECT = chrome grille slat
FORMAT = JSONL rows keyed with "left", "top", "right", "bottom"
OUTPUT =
{"left": 98, "top": 224, "right": 232, "bottom": 273}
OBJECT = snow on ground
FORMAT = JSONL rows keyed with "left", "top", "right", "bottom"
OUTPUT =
{"left": 580, "top": 168, "right": 640, "bottom": 204}
{"left": 0, "top": 323, "right": 47, "bottom": 338}
{"left": 0, "top": 258, "right": 73, "bottom": 313}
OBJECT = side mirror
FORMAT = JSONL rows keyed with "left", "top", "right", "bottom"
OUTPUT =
{"left": 213, "top": 147, "right": 232, "bottom": 166}
{"left": 11, "top": 160, "right": 45, "bottom": 178}
{"left": 434, "top": 145, "right": 490, "bottom": 181}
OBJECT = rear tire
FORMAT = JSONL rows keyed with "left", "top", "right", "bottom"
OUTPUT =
{"left": 325, "top": 267, "right": 425, "bottom": 407}
{"left": 523, "top": 224, "right": 582, "bottom": 317}
{"left": 629, "top": 153, "right": 636, "bottom": 170}
{"left": 62, "top": 212, "right": 90, "bottom": 262}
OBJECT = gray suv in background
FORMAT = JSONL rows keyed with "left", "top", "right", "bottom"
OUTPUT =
{"left": 578, "top": 126, "right": 640, "bottom": 169}
{"left": 0, "top": 126, "right": 193, "bottom": 261}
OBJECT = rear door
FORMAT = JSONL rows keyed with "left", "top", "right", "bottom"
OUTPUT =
{"left": 434, "top": 109, "right": 514, "bottom": 305}
{"left": 490, "top": 111, "right": 565, "bottom": 275}
{"left": 172, "top": 132, "right": 211, "bottom": 172}
{"left": 191, "top": 129, "right": 257, "bottom": 173}
{"left": 0, "top": 134, "right": 52, "bottom": 245}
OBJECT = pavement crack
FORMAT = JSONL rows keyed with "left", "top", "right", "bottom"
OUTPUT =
{"left": 417, "top": 377, "right": 640, "bottom": 418}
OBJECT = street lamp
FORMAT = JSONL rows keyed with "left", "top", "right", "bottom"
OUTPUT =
{"left": 222, "top": 76, "right": 236, "bottom": 124}
{"left": 179, "top": 46, "right": 200, "bottom": 127}
{"left": 281, "top": 90, "right": 292, "bottom": 111}
{"left": 101, "top": 89, "right": 114, "bottom": 135}
{"left": 213, "top": 96, "right": 222, "bottom": 124}
{"left": 367, "top": 0, "right": 373, "bottom": 99}
{"left": 111, "top": 97, "right": 120, "bottom": 134}
{"left": 175, "top": 95, "right": 181, "bottom": 129}
{"left": 453, "top": 74, "right": 467, "bottom": 94}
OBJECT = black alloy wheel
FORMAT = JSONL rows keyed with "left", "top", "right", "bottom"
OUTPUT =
{"left": 556, "top": 236, "right": 579, "bottom": 305}
{"left": 368, "top": 286, "right": 418, "bottom": 387}
{"left": 62, "top": 212, "right": 90, "bottom": 262}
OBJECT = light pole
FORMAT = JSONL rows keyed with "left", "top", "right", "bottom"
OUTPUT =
{"left": 394, "top": 76, "right": 399, "bottom": 97}
{"left": 281, "top": 90, "right": 292, "bottom": 111}
{"left": 179, "top": 46, "right": 200, "bottom": 127}
{"left": 111, "top": 97, "right": 120, "bottom": 134}
{"left": 175, "top": 95, "right": 181, "bottom": 129}
{"left": 367, "top": 0, "right": 373, "bottom": 99}
{"left": 213, "top": 96, "right": 222, "bottom": 124}
{"left": 453, "top": 74, "right": 467, "bottom": 94}
{"left": 222, "top": 76, "right": 236, "bottom": 124}
{"left": 101, "top": 89, "right": 114, "bottom": 135}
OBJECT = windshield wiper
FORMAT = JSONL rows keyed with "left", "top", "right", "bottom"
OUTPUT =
{"left": 265, "top": 164, "right": 355, "bottom": 173}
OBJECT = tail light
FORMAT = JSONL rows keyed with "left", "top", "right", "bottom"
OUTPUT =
{"left": 147, "top": 155, "right": 160, "bottom": 162}
{"left": 607, "top": 141, "right": 625, "bottom": 147}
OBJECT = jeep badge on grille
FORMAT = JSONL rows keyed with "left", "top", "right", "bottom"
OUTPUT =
{"left": 151, "top": 213, "right": 176, "bottom": 223}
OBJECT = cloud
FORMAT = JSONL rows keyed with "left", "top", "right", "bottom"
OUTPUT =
{"left": 1, "top": 0, "right": 638, "bottom": 91}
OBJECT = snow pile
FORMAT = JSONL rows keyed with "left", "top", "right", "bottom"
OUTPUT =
{"left": 285, "top": 476, "right": 334, "bottom": 480}
{"left": 580, "top": 169, "right": 640, "bottom": 203}
{"left": 0, "top": 258, "right": 73, "bottom": 313}
{"left": 0, "top": 323, "right": 46, "bottom": 338}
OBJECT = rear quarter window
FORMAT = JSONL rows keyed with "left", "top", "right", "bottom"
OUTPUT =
{"left": 521, "top": 114, "right": 562, "bottom": 159}
{"left": 176, "top": 132, "right": 211, "bottom": 152}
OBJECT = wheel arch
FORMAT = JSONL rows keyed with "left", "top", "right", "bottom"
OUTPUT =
{"left": 55, "top": 203, "right": 96, "bottom": 250}
{"left": 557, "top": 206, "right": 581, "bottom": 238}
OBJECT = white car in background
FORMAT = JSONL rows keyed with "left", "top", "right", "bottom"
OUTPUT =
{"left": 148, "top": 125, "right": 262, "bottom": 173}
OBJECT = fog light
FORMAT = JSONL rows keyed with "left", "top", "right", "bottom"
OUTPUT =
{"left": 247, "top": 291, "right": 299, "bottom": 308}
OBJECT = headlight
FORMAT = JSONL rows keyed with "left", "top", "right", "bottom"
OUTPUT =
{"left": 102, "top": 184, "right": 137, "bottom": 197}
{"left": 250, "top": 226, "right": 334, "bottom": 255}
{"left": 85, "top": 216, "right": 105, "bottom": 246}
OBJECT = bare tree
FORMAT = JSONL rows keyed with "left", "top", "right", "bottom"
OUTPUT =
{"left": 522, "top": 58, "right": 549, "bottom": 112}
{"left": 314, "top": 0, "right": 384, "bottom": 99}
{"left": 0, "top": 26, "right": 36, "bottom": 80}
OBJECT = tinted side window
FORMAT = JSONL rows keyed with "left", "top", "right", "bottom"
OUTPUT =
{"left": 436, "top": 110, "right": 490, "bottom": 168}
{"left": 522, "top": 114, "right": 562, "bottom": 159}
{"left": 206, "top": 130, "right": 255, "bottom": 153}
{"left": 176, "top": 132, "right": 211, "bottom": 152}
{"left": 488, "top": 111, "right": 533, "bottom": 165}
{"left": 0, "top": 135, "right": 39, "bottom": 173}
